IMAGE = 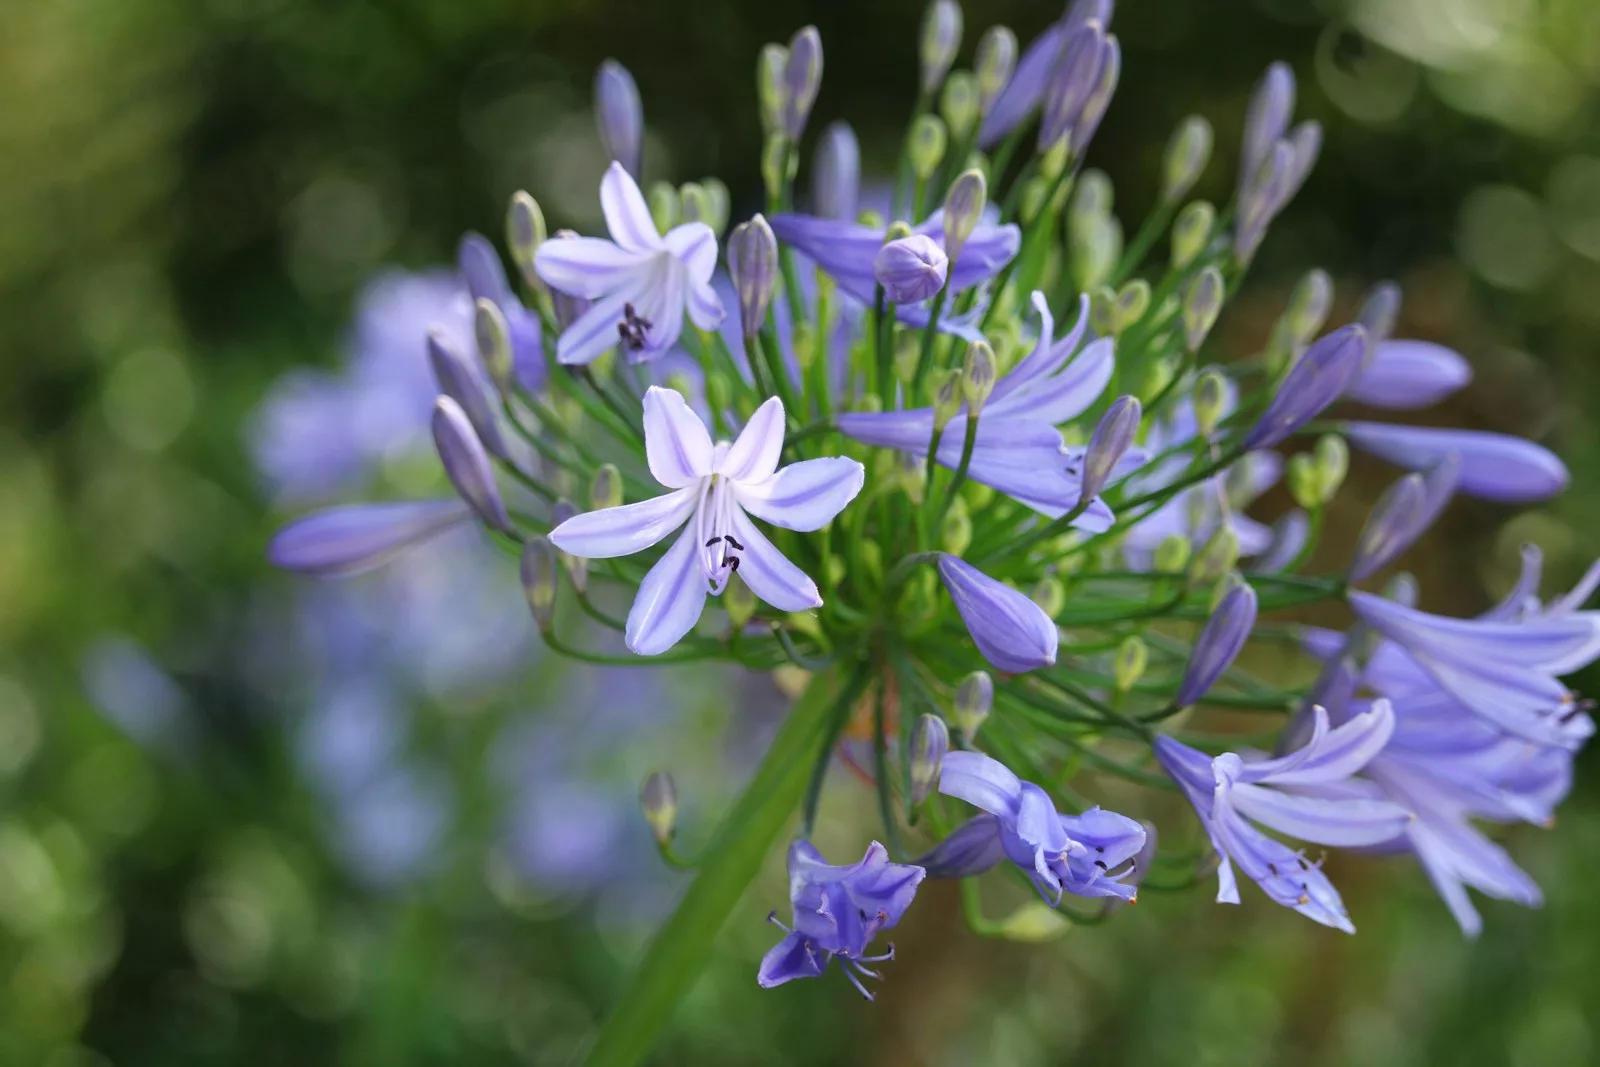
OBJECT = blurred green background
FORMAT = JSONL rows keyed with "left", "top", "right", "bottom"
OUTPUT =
{"left": 3, "top": 0, "right": 1600, "bottom": 1064}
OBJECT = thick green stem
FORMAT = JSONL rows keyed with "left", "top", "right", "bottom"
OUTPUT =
{"left": 581, "top": 669, "right": 850, "bottom": 1067}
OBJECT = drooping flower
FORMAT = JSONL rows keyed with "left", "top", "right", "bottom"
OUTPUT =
{"left": 1154, "top": 702, "right": 1410, "bottom": 931}
{"left": 936, "top": 554, "right": 1059, "bottom": 674}
{"left": 269, "top": 500, "right": 473, "bottom": 577}
{"left": 837, "top": 292, "right": 1121, "bottom": 527}
{"left": 759, "top": 840, "right": 925, "bottom": 999}
{"left": 919, "top": 751, "right": 1147, "bottom": 904}
{"left": 548, "top": 388, "right": 865, "bottom": 654}
{"left": 533, "top": 163, "right": 725, "bottom": 366}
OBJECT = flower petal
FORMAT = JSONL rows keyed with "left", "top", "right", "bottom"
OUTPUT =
{"left": 1342, "top": 420, "right": 1569, "bottom": 503}
{"left": 664, "top": 222, "right": 719, "bottom": 283}
{"left": 685, "top": 276, "right": 725, "bottom": 330}
{"left": 600, "top": 161, "right": 665, "bottom": 254}
{"left": 1230, "top": 783, "right": 1412, "bottom": 847}
{"left": 1344, "top": 339, "right": 1472, "bottom": 410}
{"left": 625, "top": 524, "right": 710, "bottom": 655}
{"left": 267, "top": 500, "right": 469, "bottom": 577}
{"left": 533, "top": 236, "right": 650, "bottom": 298}
{"left": 767, "top": 214, "right": 882, "bottom": 294}
{"left": 548, "top": 486, "right": 698, "bottom": 559}
{"left": 1242, "top": 700, "right": 1395, "bottom": 787}
{"left": 938, "top": 750, "right": 1023, "bottom": 818}
{"left": 726, "top": 508, "right": 821, "bottom": 611}
{"left": 916, "top": 814, "right": 1008, "bottom": 878}
{"left": 642, "top": 386, "right": 715, "bottom": 488}
{"left": 757, "top": 931, "right": 828, "bottom": 988}
{"left": 735, "top": 457, "right": 865, "bottom": 531}
{"left": 987, "top": 336, "right": 1114, "bottom": 423}
{"left": 719, "top": 396, "right": 787, "bottom": 483}
{"left": 557, "top": 284, "right": 642, "bottom": 366}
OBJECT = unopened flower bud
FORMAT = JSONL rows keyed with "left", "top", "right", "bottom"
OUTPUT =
{"left": 961, "top": 340, "right": 998, "bottom": 415}
{"left": 728, "top": 215, "right": 778, "bottom": 341}
{"left": 919, "top": 0, "right": 963, "bottom": 94}
{"left": 550, "top": 499, "right": 587, "bottom": 593}
{"left": 1282, "top": 120, "right": 1322, "bottom": 207}
{"left": 974, "top": 26, "right": 1017, "bottom": 118}
{"left": 506, "top": 192, "right": 546, "bottom": 290}
{"left": 932, "top": 369, "right": 964, "bottom": 431}
{"left": 1385, "top": 570, "right": 1420, "bottom": 608}
{"left": 1039, "top": 19, "right": 1106, "bottom": 153}
{"left": 1080, "top": 395, "right": 1140, "bottom": 504}
{"left": 1286, "top": 453, "right": 1320, "bottom": 511}
{"left": 1190, "top": 525, "right": 1240, "bottom": 586}
{"left": 1171, "top": 200, "right": 1215, "bottom": 270}
{"left": 678, "top": 182, "right": 712, "bottom": 227}
{"left": 941, "top": 497, "right": 973, "bottom": 555}
{"left": 954, "top": 669, "right": 993, "bottom": 744}
{"left": 1114, "top": 279, "right": 1151, "bottom": 334}
{"left": 1241, "top": 62, "right": 1295, "bottom": 194}
{"left": 724, "top": 572, "right": 758, "bottom": 629}
{"left": 940, "top": 71, "right": 980, "bottom": 142}
{"left": 1182, "top": 267, "right": 1225, "bottom": 353}
{"left": 757, "top": 44, "right": 788, "bottom": 137}
{"left": 1070, "top": 168, "right": 1114, "bottom": 222}
{"left": 1356, "top": 280, "right": 1402, "bottom": 346}
{"left": 1020, "top": 175, "right": 1054, "bottom": 227}
{"left": 1191, "top": 369, "right": 1229, "bottom": 437}
{"left": 1070, "top": 33, "right": 1120, "bottom": 156}
{"left": 589, "top": 463, "right": 623, "bottom": 512}
{"left": 639, "top": 770, "right": 677, "bottom": 846}
{"left": 432, "top": 326, "right": 509, "bottom": 458}
{"left": 432, "top": 397, "right": 509, "bottom": 534}
{"left": 471, "top": 299, "right": 514, "bottom": 398}
{"left": 647, "top": 181, "right": 679, "bottom": 235}
{"left": 812, "top": 121, "right": 860, "bottom": 221}
{"left": 942, "top": 169, "right": 987, "bottom": 262}
{"left": 1161, "top": 115, "right": 1213, "bottom": 204}
{"left": 1114, "top": 635, "right": 1148, "bottom": 693}
{"left": 1286, "top": 268, "right": 1334, "bottom": 346}
{"left": 1314, "top": 433, "right": 1349, "bottom": 501}
{"left": 1245, "top": 325, "right": 1368, "bottom": 450}
{"left": 702, "top": 179, "right": 731, "bottom": 237}
{"left": 594, "top": 60, "right": 643, "bottom": 178}
{"left": 875, "top": 234, "right": 948, "bottom": 303}
{"left": 761, "top": 133, "right": 793, "bottom": 204}
{"left": 1235, "top": 139, "right": 1293, "bottom": 263}
{"left": 783, "top": 26, "right": 824, "bottom": 141}
{"left": 1154, "top": 533, "right": 1192, "bottom": 574}
{"left": 520, "top": 535, "right": 558, "bottom": 630}
{"left": 1031, "top": 575, "right": 1066, "bottom": 618}
{"left": 1177, "top": 582, "right": 1257, "bottom": 707}
{"left": 1070, "top": 214, "right": 1121, "bottom": 292}
{"left": 909, "top": 114, "right": 949, "bottom": 181}
{"left": 909, "top": 713, "right": 950, "bottom": 806}
{"left": 703, "top": 373, "right": 732, "bottom": 420}
{"left": 1134, "top": 356, "right": 1178, "bottom": 406}
{"left": 1349, "top": 472, "right": 1425, "bottom": 583}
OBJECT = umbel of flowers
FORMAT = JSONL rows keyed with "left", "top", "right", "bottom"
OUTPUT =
{"left": 268, "top": 0, "right": 1597, "bottom": 1060}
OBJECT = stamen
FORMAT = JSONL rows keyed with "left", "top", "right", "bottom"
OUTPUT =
{"left": 856, "top": 943, "right": 896, "bottom": 964}
{"left": 616, "top": 302, "right": 654, "bottom": 351}
{"left": 766, "top": 911, "right": 792, "bottom": 933}
{"left": 841, "top": 966, "right": 876, "bottom": 1001}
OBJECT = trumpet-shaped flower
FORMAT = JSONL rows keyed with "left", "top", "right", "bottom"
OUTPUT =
{"left": 919, "top": 750, "right": 1147, "bottom": 903}
{"left": 549, "top": 388, "right": 864, "bottom": 654}
{"left": 1154, "top": 702, "right": 1410, "bottom": 931}
{"left": 534, "top": 162, "right": 725, "bottom": 366}
{"left": 759, "top": 840, "right": 925, "bottom": 999}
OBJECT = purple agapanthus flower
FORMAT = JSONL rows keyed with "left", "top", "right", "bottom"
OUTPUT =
{"left": 936, "top": 554, "right": 1059, "bottom": 673}
{"left": 919, "top": 750, "right": 1147, "bottom": 904}
{"left": 1154, "top": 701, "right": 1411, "bottom": 931}
{"left": 1343, "top": 338, "right": 1472, "bottom": 410}
{"left": 978, "top": 0, "right": 1112, "bottom": 147}
{"left": 534, "top": 162, "right": 725, "bottom": 366}
{"left": 759, "top": 840, "right": 925, "bottom": 1000}
{"left": 548, "top": 388, "right": 865, "bottom": 654}
{"left": 837, "top": 292, "right": 1122, "bottom": 527}
{"left": 1339, "top": 421, "right": 1568, "bottom": 504}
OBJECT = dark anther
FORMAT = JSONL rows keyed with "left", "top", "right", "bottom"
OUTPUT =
{"left": 858, "top": 908, "right": 868, "bottom": 920}
{"left": 727, "top": 557, "right": 740, "bottom": 572}
{"left": 617, "top": 302, "right": 653, "bottom": 351}
{"left": 724, "top": 536, "right": 745, "bottom": 551}
{"left": 1094, "top": 860, "right": 1108, "bottom": 871}
{"left": 705, "top": 536, "right": 724, "bottom": 547}
{"left": 1094, "top": 845, "right": 1105, "bottom": 853}
{"left": 1268, "top": 862, "right": 1279, "bottom": 876}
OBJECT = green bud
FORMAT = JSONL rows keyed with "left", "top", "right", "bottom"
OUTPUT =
{"left": 724, "top": 572, "right": 758, "bottom": 630}
{"left": 993, "top": 900, "right": 1072, "bottom": 942}
{"left": 893, "top": 329, "right": 921, "bottom": 383}
{"left": 940, "top": 71, "right": 980, "bottom": 142}
{"left": 961, "top": 340, "right": 998, "bottom": 415}
{"left": 933, "top": 369, "right": 963, "bottom": 431}
{"left": 942, "top": 168, "right": 987, "bottom": 262}
{"left": 1031, "top": 575, "right": 1066, "bottom": 619}
{"left": 757, "top": 45, "right": 789, "bottom": 137}
{"left": 1038, "top": 139, "right": 1071, "bottom": 182}
{"left": 858, "top": 208, "right": 886, "bottom": 230}
{"left": 1161, "top": 115, "right": 1213, "bottom": 204}
{"left": 1070, "top": 214, "right": 1122, "bottom": 292}
{"left": 760, "top": 133, "right": 793, "bottom": 204}
{"left": 520, "top": 536, "right": 559, "bottom": 631}
{"left": 919, "top": 0, "right": 963, "bottom": 94}
{"left": 974, "top": 26, "right": 1017, "bottom": 118}
{"left": 1314, "top": 433, "right": 1349, "bottom": 503}
{"left": 1286, "top": 452, "right": 1320, "bottom": 510}
{"left": 701, "top": 178, "right": 731, "bottom": 237}
{"left": 859, "top": 540, "right": 883, "bottom": 581}
{"left": 1114, "top": 636, "right": 1149, "bottom": 693}
{"left": 1088, "top": 286, "right": 1118, "bottom": 337}
{"left": 1019, "top": 175, "right": 1054, "bottom": 227}
{"left": 1070, "top": 169, "right": 1114, "bottom": 222}
{"left": 855, "top": 392, "right": 883, "bottom": 415}
{"left": 954, "top": 670, "right": 993, "bottom": 744}
{"left": 1154, "top": 533, "right": 1192, "bottom": 574}
{"left": 1171, "top": 201, "right": 1215, "bottom": 270}
{"left": 473, "top": 297, "right": 514, "bottom": 395}
{"left": 1114, "top": 279, "right": 1152, "bottom": 334}
{"left": 792, "top": 321, "right": 817, "bottom": 372}
{"left": 1210, "top": 569, "right": 1247, "bottom": 612}
{"left": 897, "top": 449, "right": 928, "bottom": 506}
{"left": 964, "top": 480, "right": 994, "bottom": 509}
{"left": 589, "top": 463, "right": 623, "bottom": 511}
{"left": 1190, "top": 525, "right": 1240, "bottom": 586}
{"left": 506, "top": 191, "right": 546, "bottom": 290}
{"left": 1182, "top": 266, "right": 1225, "bottom": 353}
{"left": 825, "top": 554, "right": 846, "bottom": 586}
{"left": 678, "top": 182, "right": 712, "bottom": 228}
{"left": 1192, "top": 369, "right": 1228, "bottom": 437}
{"left": 1133, "top": 356, "right": 1178, "bottom": 406}
{"left": 884, "top": 219, "right": 915, "bottom": 243}
{"left": 1286, "top": 268, "right": 1334, "bottom": 346}
{"left": 647, "top": 181, "right": 679, "bottom": 234}
{"left": 941, "top": 497, "right": 973, "bottom": 556}
{"left": 639, "top": 771, "right": 677, "bottom": 846}
{"left": 909, "top": 114, "right": 949, "bottom": 181}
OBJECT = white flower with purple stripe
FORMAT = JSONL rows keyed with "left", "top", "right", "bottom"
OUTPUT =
{"left": 549, "top": 387, "right": 864, "bottom": 654}
{"left": 534, "top": 162, "right": 725, "bottom": 366}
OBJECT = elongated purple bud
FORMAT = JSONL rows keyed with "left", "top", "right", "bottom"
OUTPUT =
{"left": 520, "top": 534, "right": 558, "bottom": 630}
{"left": 937, "top": 554, "right": 1059, "bottom": 674}
{"left": 1235, "top": 139, "right": 1293, "bottom": 262}
{"left": 595, "top": 60, "right": 643, "bottom": 178}
{"left": 1038, "top": 20, "right": 1105, "bottom": 152}
{"left": 1240, "top": 63, "right": 1295, "bottom": 194}
{"left": 974, "top": 26, "right": 1017, "bottom": 118}
{"left": 432, "top": 396, "right": 512, "bottom": 534}
{"left": 728, "top": 215, "right": 778, "bottom": 342}
{"left": 812, "top": 122, "right": 860, "bottom": 220}
{"left": 1278, "top": 120, "right": 1322, "bottom": 209}
{"left": 1348, "top": 472, "right": 1426, "bottom": 583}
{"left": 875, "top": 234, "right": 948, "bottom": 303}
{"left": 428, "top": 327, "right": 508, "bottom": 460}
{"left": 1343, "top": 340, "right": 1472, "bottom": 410}
{"left": 1177, "top": 582, "right": 1257, "bottom": 707}
{"left": 1080, "top": 395, "right": 1140, "bottom": 505}
{"left": 909, "top": 714, "right": 949, "bottom": 806}
{"left": 268, "top": 500, "right": 470, "bottom": 577}
{"left": 1342, "top": 421, "right": 1567, "bottom": 503}
{"left": 1356, "top": 281, "right": 1403, "bottom": 345}
{"left": 1070, "top": 34, "right": 1120, "bottom": 156}
{"left": 783, "top": 26, "right": 824, "bottom": 141}
{"left": 919, "top": 0, "right": 963, "bottom": 94}
{"left": 1244, "top": 324, "right": 1368, "bottom": 450}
